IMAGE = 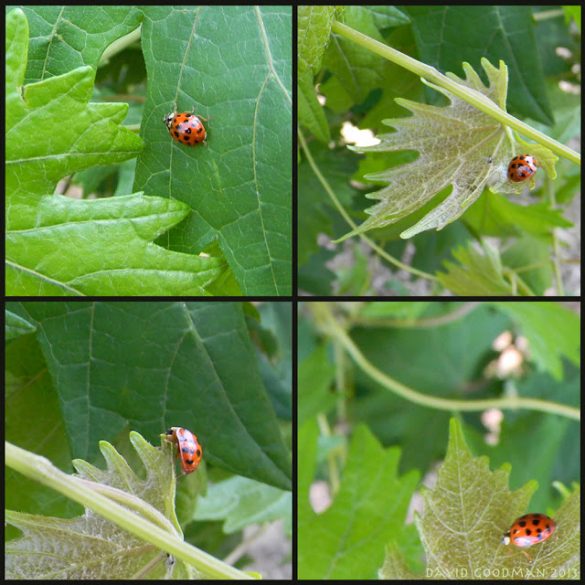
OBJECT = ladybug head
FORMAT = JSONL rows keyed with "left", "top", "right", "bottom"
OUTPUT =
{"left": 163, "top": 112, "right": 176, "bottom": 129}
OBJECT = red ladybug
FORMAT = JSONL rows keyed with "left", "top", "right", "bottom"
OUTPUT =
{"left": 164, "top": 111, "right": 207, "bottom": 146}
{"left": 507, "top": 154, "right": 538, "bottom": 183}
{"left": 164, "top": 427, "right": 202, "bottom": 474}
{"left": 502, "top": 513, "right": 556, "bottom": 548}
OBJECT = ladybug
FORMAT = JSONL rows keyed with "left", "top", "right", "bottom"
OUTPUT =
{"left": 507, "top": 154, "right": 538, "bottom": 183}
{"left": 163, "top": 111, "right": 207, "bottom": 146}
{"left": 502, "top": 513, "right": 556, "bottom": 548}
{"left": 164, "top": 427, "right": 203, "bottom": 474}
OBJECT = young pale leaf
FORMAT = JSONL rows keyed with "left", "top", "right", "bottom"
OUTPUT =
{"left": 345, "top": 58, "right": 555, "bottom": 240}
{"left": 414, "top": 419, "right": 580, "bottom": 580}
{"left": 437, "top": 241, "right": 518, "bottom": 296}
{"left": 5, "top": 432, "right": 197, "bottom": 579}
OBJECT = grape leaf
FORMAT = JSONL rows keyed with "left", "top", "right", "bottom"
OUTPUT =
{"left": 409, "top": 419, "right": 580, "bottom": 580}
{"left": 298, "top": 423, "right": 419, "bottom": 579}
{"left": 137, "top": 6, "right": 292, "bottom": 296}
{"left": 7, "top": 193, "right": 226, "bottom": 296}
{"left": 6, "top": 432, "right": 197, "bottom": 579}
{"left": 9, "top": 302, "right": 292, "bottom": 490}
{"left": 5, "top": 8, "right": 226, "bottom": 296}
{"left": 345, "top": 58, "right": 557, "bottom": 240}
{"left": 437, "top": 241, "right": 518, "bottom": 296}
{"left": 195, "top": 476, "right": 292, "bottom": 536}
{"left": 298, "top": 6, "right": 339, "bottom": 143}
{"left": 5, "top": 310, "right": 36, "bottom": 340}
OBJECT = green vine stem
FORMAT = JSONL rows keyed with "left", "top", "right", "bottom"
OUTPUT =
{"left": 310, "top": 303, "right": 580, "bottom": 422}
{"left": 5, "top": 442, "right": 253, "bottom": 579}
{"left": 332, "top": 20, "right": 580, "bottom": 165}
{"left": 298, "top": 128, "right": 438, "bottom": 281}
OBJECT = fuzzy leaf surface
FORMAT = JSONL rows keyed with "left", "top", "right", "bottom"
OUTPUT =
{"left": 5, "top": 432, "right": 195, "bottom": 579}
{"left": 346, "top": 59, "right": 555, "bottom": 239}
{"left": 414, "top": 419, "right": 580, "bottom": 580}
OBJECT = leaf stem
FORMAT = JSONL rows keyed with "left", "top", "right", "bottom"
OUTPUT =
{"left": 5, "top": 443, "right": 253, "bottom": 579}
{"left": 311, "top": 303, "right": 580, "bottom": 421}
{"left": 298, "top": 128, "right": 437, "bottom": 281}
{"left": 331, "top": 21, "right": 580, "bottom": 165}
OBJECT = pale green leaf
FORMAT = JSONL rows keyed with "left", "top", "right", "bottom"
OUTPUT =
{"left": 6, "top": 9, "right": 142, "bottom": 197}
{"left": 437, "top": 241, "right": 518, "bottom": 296}
{"left": 298, "top": 6, "right": 338, "bottom": 74}
{"left": 5, "top": 431, "right": 197, "bottom": 579}
{"left": 345, "top": 58, "right": 558, "bottom": 239}
{"left": 415, "top": 419, "right": 580, "bottom": 580}
{"left": 195, "top": 476, "right": 292, "bottom": 536}
{"left": 5, "top": 311, "right": 36, "bottom": 340}
{"left": 7, "top": 193, "right": 226, "bottom": 296}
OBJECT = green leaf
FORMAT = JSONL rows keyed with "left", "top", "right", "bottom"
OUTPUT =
{"left": 9, "top": 302, "right": 291, "bottom": 490}
{"left": 358, "top": 301, "right": 431, "bottom": 320}
{"left": 437, "top": 241, "right": 519, "bottom": 296}
{"left": 322, "top": 6, "right": 386, "bottom": 106}
{"left": 298, "top": 142, "right": 358, "bottom": 265}
{"left": 7, "top": 193, "right": 227, "bottom": 295}
{"left": 298, "top": 424, "right": 419, "bottom": 579}
{"left": 414, "top": 419, "right": 580, "bottom": 579}
{"left": 253, "top": 303, "right": 292, "bottom": 420}
{"left": 5, "top": 310, "right": 36, "bottom": 340}
{"left": 136, "top": 6, "right": 292, "bottom": 296}
{"left": 367, "top": 6, "right": 410, "bottom": 30}
{"left": 20, "top": 7, "right": 142, "bottom": 81}
{"left": 195, "top": 476, "right": 292, "bottom": 536}
{"left": 297, "top": 6, "right": 337, "bottom": 142}
{"left": 298, "top": 69, "right": 330, "bottom": 143}
{"left": 298, "top": 6, "right": 338, "bottom": 74}
{"left": 404, "top": 6, "right": 554, "bottom": 125}
{"left": 6, "top": 9, "right": 143, "bottom": 197}
{"left": 298, "top": 344, "right": 336, "bottom": 426}
{"left": 344, "top": 59, "right": 557, "bottom": 240}
{"left": 5, "top": 8, "right": 229, "bottom": 296}
{"left": 490, "top": 302, "right": 580, "bottom": 380}
{"left": 463, "top": 191, "right": 572, "bottom": 238}
{"left": 5, "top": 431, "right": 203, "bottom": 579}
{"left": 501, "top": 235, "right": 554, "bottom": 296}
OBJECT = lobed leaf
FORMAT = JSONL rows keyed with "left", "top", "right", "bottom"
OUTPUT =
{"left": 345, "top": 59, "right": 557, "bottom": 240}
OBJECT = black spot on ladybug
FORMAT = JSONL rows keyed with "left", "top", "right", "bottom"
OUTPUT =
{"left": 185, "top": 128, "right": 191, "bottom": 134}
{"left": 185, "top": 458, "right": 194, "bottom": 465}
{"left": 174, "top": 131, "right": 179, "bottom": 137}
{"left": 196, "top": 127, "right": 203, "bottom": 134}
